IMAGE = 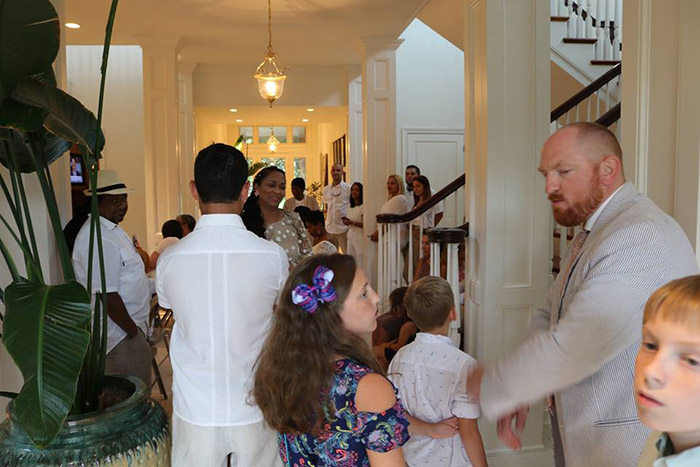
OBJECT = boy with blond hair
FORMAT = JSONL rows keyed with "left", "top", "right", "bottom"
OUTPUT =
{"left": 388, "top": 276, "right": 487, "bottom": 466}
{"left": 636, "top": 275, "right": 700, "bottom": 466}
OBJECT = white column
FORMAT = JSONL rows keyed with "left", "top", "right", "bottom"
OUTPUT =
{"left": 621, "top": 0, "right": 700, "bottom": 260}
{"left": 345, "top": 67, "right": 363, "bottom": 185}
{"left": 178, "top": 62, "right": 198, "bottom": 218}
{"left": 464, "top": 0, "right": 551, "bottom": 455}
{"left": 360, "top": 37, "right": 402, "bottom": 287}
{"left": 138, "top": 36, "right": 181, "bottom": 251}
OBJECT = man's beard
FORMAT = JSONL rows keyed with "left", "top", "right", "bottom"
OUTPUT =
{"left": 550, "top": 176, "right": 605, "bottom": 227}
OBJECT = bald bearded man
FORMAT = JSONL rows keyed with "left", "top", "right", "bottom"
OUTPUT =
{"left": 468, "top": 123, "right": 698, "bottom": 466}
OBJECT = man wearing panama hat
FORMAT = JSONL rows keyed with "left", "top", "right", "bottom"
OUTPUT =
{"left": 72, "top": 170, "right": 152, "bottom": 388}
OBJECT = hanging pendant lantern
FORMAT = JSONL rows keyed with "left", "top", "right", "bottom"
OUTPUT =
{"left": 254, "top": 0, "right": 287, "bottom": 107}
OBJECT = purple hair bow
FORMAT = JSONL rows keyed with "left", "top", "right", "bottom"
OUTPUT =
{"left": 291, "top": 266, "right": 337, "bottom": 313}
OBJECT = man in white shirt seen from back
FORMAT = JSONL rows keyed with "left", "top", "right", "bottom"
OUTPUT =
{"left": 157, "top": 143, "right": 288, "bottom": 467}
{"left": 322, "top": 163, "right": 350, "bottom": 253}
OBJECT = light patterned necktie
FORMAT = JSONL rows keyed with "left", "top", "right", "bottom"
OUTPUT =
{"left": 553, "top": 229, "right": 589, "bottom": 322}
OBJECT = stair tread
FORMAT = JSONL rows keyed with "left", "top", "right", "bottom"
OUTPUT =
{"left": 551, "top": 16, "right": 569, "bottom": 22}
{"left": 563, "top": 37, "right": 598, "bottom": 44}
{"left": 591, "top": 60, "right": 621, "bottom": 65}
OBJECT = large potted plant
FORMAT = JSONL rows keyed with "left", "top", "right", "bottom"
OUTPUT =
{"left": 0, "top": 0, "right": 170, "bottom": 463}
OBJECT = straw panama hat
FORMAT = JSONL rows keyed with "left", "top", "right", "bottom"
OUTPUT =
{"left": 83, "top": 170, "right": 133, "bottom": 196}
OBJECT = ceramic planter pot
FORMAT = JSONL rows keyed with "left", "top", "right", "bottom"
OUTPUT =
{"left": 0, "top": 375, "right": 170, "bottom": 466}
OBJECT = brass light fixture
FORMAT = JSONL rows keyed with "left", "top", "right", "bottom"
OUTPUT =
{"left": 254, "top": 0, "right": 287, "bottom": 107}
{"left": 266, "top": 128, "right": 279, "bottom": 152}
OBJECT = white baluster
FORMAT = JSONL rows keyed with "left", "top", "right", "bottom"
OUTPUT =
{"left": 430, "top": 241, "right": 440, "bottom": 277}
{"left": 567, "top": 0, "right": 575, "bottom": 37}
{"left": 389, "top": 224, "right": 397, "bottom": 292}
{"left": 396, "top": 223, "right": 403, "bottom": 287}
{"left": 586, "top": 95, "right": 592, "bottom": 121}
{"left": 407, "top": 221, "right": 414, "bottom": 281}
{"left": 378, "top": 223, "right": 384, "bottom": 305}
{"left": 585, "top": 0, "right": 594, "bottom": 39}
{"left": 446, "top": 242, "right": 461, "bottom": 347}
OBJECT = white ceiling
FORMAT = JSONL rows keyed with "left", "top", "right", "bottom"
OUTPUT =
{"left": 65, "top": 0, "right": 429, "bottom": 66}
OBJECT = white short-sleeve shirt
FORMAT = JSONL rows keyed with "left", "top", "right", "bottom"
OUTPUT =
{"left": 153, "top": 236, "right": 179, "bottom": 255}
{"left": 388, "top": 332, "right": 480, "bottom": 466}
{"left": 156, "top": 214, "right": 289, "bottom": 427}
{"left": 322, "top": 181, "right": 351, "bottom": 234}
{"left": 72, "top": 216, "right": 152, "bottom": 353}
{"left": 284, "top": 195, "right": 319, "bottom": 212}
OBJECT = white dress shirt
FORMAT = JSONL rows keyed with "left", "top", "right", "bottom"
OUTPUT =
{"left": 323, "top": 181, "right": 351, "bottom": 234}
{"left": 72, "top": 215, "right": 151, "bottom": 353}
{"left": 284, "top": 194, "right": 319, "bottom": 212}
{"left": 153, "top": 236, "right": 179, "bottom": 255}
{"left": 388, "top": 333, "right": 480, "bottom": 466}
{"left": 156, "top": 214, "right": 288, "bottom": 427}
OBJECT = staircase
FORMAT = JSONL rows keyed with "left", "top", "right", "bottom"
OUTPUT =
{"left": 550, "top": 0, "right": 622, "bottom": 92}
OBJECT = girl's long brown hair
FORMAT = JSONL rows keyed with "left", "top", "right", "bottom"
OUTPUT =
{"left": 252, "top": 254, "right": 382, "bottom": 435}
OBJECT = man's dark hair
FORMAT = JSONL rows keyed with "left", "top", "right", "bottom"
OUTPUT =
{"left": 306, "top": 210, "right": 325, "bottom": 226}
{"left": 294, "top": 206, "right": 312, "bottom": 224}
{"left": 194, "top": 143, "right": 248, "bottom": 203}
{"left": 291, "top": 177, "right": 306, "bottom": 191}
{"left": 162, "top": 219, "right": 183, "bottom": 239}
{"left": 177, "top": 214, "right": 196, "bottom": 231}
{"left": 406, "top": 164, "right": 420, "bottom": 175}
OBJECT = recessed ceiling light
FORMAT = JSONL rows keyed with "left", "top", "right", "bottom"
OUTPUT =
{"left": 306, "top": 108, "right": 315, "bottom": 112}
{"left": 235, "top": 118, "right": 243, "bottom": 123}
{"left": 229, "top": 108, "right": 238, "bottom": 112}
{"left": 301, "top": 118, "right": 309, "bottom": 123}
{"left": 65, "top": 23, "right": 81, "bottom": 29}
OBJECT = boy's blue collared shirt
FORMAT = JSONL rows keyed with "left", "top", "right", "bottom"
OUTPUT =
{"left": 639, "top": 432, "right": 700, "bottom": 466}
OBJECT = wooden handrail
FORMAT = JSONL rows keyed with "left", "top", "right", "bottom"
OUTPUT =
{"left": 551, "top": 63, "right": 621, "bottom": 122}
{"left": 595, "top": 102, "right": 620, "bottom": 128}
{"left": 376, "top": 174, "right": 465, "bottom": 224}
{"left": 427, "top": 223, "right": 469, "bottom": 243}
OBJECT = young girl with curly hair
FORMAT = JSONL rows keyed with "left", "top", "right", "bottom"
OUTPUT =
{"left": 252, "top": 254, "right": 410, "bottom": 466}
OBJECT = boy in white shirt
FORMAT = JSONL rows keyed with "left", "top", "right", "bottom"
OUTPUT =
{"left": 388, "top": 276, "right": 487, "bottom": 467}
{"left": 635, "top": 275, "right": 700, "bottom": 466}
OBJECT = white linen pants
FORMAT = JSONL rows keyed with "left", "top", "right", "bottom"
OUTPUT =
{"left": 172, "top": 415, "right": 283, "bottom": 467}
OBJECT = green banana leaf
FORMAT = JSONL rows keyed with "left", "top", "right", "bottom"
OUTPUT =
{"left": 0, "top": 128, "right": 71, "bottom": 173}
{"left": 0, "top": 0, "right": 60, "bottom": 102}
{"left": 2, "top": 279, "right": 91, "bottom": 448}
{"left": 12, "top": 77, "right": 105, "bottom": 157}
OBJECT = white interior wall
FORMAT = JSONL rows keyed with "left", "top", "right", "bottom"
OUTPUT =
{"left": 396, "top": 19, "right": 465, "bottom": 223}
{"left": 397, "top": 19, "right": 465, "bottom": 136}
{"left": 66, "top": 45, "right": 147, "bottom": 246}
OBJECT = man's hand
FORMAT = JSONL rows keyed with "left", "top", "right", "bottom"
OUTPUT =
{"left": 466, "top": 364, "right": 484, "bottom": 402}
{"left": 429, "top": 417, "right": 459, "bottom": 439}
{"left": 496, "top": 406, "right": 530, "bottom": 450}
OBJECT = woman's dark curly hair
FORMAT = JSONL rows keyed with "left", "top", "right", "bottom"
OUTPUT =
{"left": 252, "top": 254, "right": 381, "bottom": 435}
{"left": 241, "top": 166, "right": 285, "bottom": 238}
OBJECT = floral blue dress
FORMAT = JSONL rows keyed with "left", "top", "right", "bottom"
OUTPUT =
{"left": 279, "top": 358, "right": 410, "bottom": 466}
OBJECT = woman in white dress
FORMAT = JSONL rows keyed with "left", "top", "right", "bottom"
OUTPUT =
{"left": 369, "top": 174, "right": 410, "bottom": 243}
{"left": 342, "top": 182, "right": 364, "bottom": 269}
{"left": 409, "top": 175, "right": 441, "bottom": 274}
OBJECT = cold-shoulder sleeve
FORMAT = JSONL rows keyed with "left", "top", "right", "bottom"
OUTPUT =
{"left": 357, "top": 397, "right": 410, "bottom": 453}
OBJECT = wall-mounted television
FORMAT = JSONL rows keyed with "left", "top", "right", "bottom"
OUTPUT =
{"left": 70, "top": 153, "right": 86, "bottom": 185}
